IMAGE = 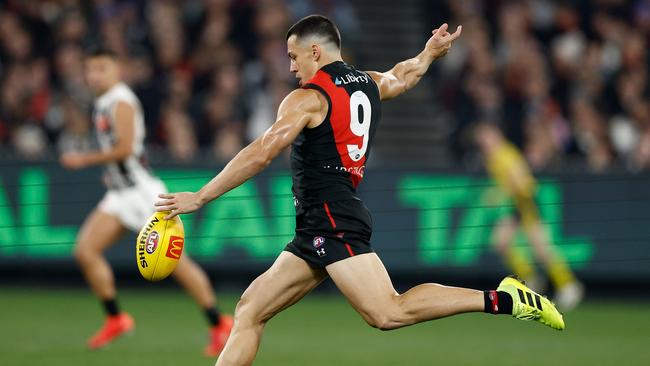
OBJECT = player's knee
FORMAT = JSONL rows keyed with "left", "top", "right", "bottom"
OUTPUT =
{"left": 364, "top": 312, "right": 398, "bottom": 331}
{"left": 365, "top": 315, "right": 389, "bottom": 330}
{"left": 493, "top": 240, "right": 509, "bottom": 253}
{"left": 73, "top": 243, "right": 94, "bottom": 264}
{"left": 233, "top": 292, "right": 266, "bottom": 327}
{"left": 361, "top": 295, "right": 412, "bottom": 331}
{"left": 361, "top": 304, "right": 403, "bottom": 331}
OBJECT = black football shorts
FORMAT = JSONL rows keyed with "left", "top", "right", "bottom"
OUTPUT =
{"left": 284, "top": 199, "right": 374, "bottom": 268}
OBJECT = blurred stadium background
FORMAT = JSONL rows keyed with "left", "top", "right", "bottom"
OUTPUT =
{"left": 1, "top": 0, "right": 649, "bottom": 365}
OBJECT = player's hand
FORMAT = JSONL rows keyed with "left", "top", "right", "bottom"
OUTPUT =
{"left": 425, "top": 23, "right": 462, "bottom": 59}
{"left": 60, "top": 152, "right": 89, "bottom": 170}
{"left": 155, "top": 192, "right": 203, "bottom": 220}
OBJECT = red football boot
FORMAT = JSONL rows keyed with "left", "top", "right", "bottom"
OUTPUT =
{"left": 204, "top": 315, "right": 234, "bottom": 357}
{"left": 87, "top": 313, "right": 135, "bottom": 350}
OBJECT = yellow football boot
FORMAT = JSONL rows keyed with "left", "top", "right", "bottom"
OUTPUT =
{"left": 497, "top": 276, "right": 565, "bottom": 330}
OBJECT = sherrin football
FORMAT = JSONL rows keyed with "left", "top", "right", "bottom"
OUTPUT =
{"left": 136, "top": 211, "right": 185, "bottom": 281}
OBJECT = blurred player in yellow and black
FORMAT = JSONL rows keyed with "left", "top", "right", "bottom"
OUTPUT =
{"left": 474, "top": 122, "right": 584, "bottom": 311}
{"left": 59, "top": 47, "right": 232, "bottom": 355}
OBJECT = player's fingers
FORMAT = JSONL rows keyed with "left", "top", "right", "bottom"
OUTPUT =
{"left": 164, "top": 211, "right": 178, "bottom": 220}
{"left": 158, "top": 193, "right": 175, "bottom": 199}
{"left": 434, "top": 23, "right": 448, "bottom": 37}
{"left": 154, "top": 199, "right": 174, "bottom": 207}
{"left": 446, "top": 25, "right": 463, "bottom": 42}
{"left": 431, "top": 27, "right": 441, "bottom": 37}
{"left": 155, "top": 203, "right": 176, "bottom": 211}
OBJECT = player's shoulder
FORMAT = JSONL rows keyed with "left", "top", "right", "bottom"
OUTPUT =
{"left": 119, "top": 83, "right": 140, "bottom": 100}
{"left": 104, "top": 82, "right": 139, "bottom": 106}
{"left": 494, "top": 143, "right": 527, "bottom": 169}
{"left": 495, "top": 142, "right": 516, "bottom": 155}
{"left": 281, "top": 88, "right": 327, "bottom": 114}
{"left": 365, "top": 70, "right": 384, "bottom": 84}
{"left": 503, "top": 142, "right": 524, "bottom": 159}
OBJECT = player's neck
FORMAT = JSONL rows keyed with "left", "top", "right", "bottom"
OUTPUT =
{"left": 317, "top": 52, "right": 343, "bottom": 69}
{"left": 96, "top": 81, "right": 120, "bottom": 97}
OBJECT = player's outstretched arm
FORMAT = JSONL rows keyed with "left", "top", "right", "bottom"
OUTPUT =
{"left": 367, "top": 23, "right": 462, "bottom": 101}
{"left": 60, "top": 101, "right": 135, "bottom": 169}
{"left": 155, "top": 89, "right": 325, "bottom": 219}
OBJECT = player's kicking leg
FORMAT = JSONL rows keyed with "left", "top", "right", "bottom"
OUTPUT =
{"left": 173, "top": 254, "right": 234, "bottom": 356}
{"left": 215, "top": 252, "right": 328, "bottom": 366}
{"left": 73, "top": 208, "right": 133, "bottom": 349}
{"left": 327, "top": 252, "right": 565, "bottom": 331}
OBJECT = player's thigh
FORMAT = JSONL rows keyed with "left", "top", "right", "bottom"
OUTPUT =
{"left": 326, "top": 253, "right": 398, "bottom": 322}
{"left": 236, "top": 251, "right": 327, "bottom": 324}
{"left": 75, "top": 208, "right": 125, "bottom": 254}
{"left": 514, "top": 196, "right": 541, "bottom": 226}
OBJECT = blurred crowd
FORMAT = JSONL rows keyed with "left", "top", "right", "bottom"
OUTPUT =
{"left": 2, "top": 0, "right": 650, "bottom": 172}
{"left": 0, "top": 0, "right": 358, "bottom": 162}
{"left": 430, "top": 0, "right": 650, "bottom": 172}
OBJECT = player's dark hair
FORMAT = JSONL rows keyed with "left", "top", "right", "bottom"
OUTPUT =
{"left": 85, "top": 44, "right": 118, "bottom": 59}
{"left": 286, "top": 15, "right": 341, "bottom": 49}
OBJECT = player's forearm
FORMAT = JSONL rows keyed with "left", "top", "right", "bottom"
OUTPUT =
{"left": 412, "top": 48, "right": 438, "bottom": 80}
{"left": 196, "top": 140, "right": 270, "bottom": 205}
{"left": 394, "top": 50, "right": 436, "bottom": 92}
{"left": 195, "top": 109, "right": 306, "bottom": 205}
{"left": 82, "top": 148, "right": 132, "bottom": 166}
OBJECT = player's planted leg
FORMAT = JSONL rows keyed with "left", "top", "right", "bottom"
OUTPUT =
{"left": 74, "top": 210, "right": 124, "bottom": 300}
{"left": 173, "top": 254, "right": 233, "bottom": 356}
{"left": 73, "top": 209, "right": 134, "bottom": 349}
{"left": 173, "top": 255, "right": 216, "bottom": 308}
{"left": 215, "top": 252, "right": 327, "bottom": 366}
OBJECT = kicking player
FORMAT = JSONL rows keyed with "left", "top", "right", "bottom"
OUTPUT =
{"left": 60, "top": 47, "right": 232, "bottom": 356}
{"left": 474, "top": 122, "right": 584, "bottom": 310}
{"left": 155, "top": 16, "right": 565, "bottom": 366}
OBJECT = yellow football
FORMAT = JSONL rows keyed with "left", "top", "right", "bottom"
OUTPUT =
{"left": 136, "top": 211, "right": 185, "bottom": 281}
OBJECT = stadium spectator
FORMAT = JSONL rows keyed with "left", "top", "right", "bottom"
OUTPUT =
{"left": 429, "top": 0, "right": 650, "bottom": 172}
{"left": 0, "top": 0, "right": 357, "bottom": 162}
{"left": 4, "top": 0, "right": 649, "bottom": 173}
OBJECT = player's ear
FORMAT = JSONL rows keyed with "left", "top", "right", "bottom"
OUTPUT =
{"left": 311, "top": 44, "right": 321, "bottom": 61}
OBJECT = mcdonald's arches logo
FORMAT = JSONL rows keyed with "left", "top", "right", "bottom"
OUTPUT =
{"left": 165, "top": 236, "right": 184, "bottom": 259}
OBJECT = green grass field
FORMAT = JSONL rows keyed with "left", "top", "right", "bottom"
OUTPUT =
{"left": 1, "top": 286, "right": 648, "bottom": 366}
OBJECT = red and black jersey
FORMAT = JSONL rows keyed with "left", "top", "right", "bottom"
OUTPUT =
{"left": 291, "top": 61, "right": 381, "bottom": 205}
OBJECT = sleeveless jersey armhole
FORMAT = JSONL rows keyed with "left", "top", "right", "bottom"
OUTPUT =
{"left": 361, "top": 71, "right": 382, "bottom": 100}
